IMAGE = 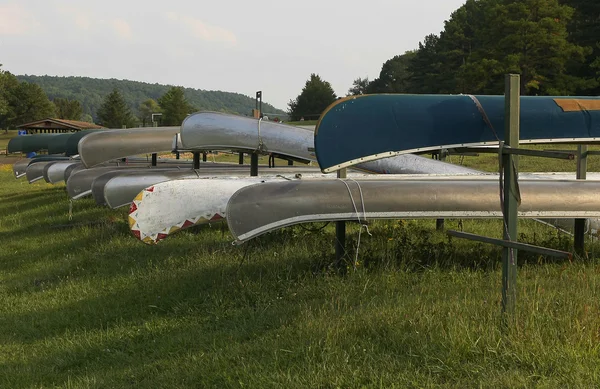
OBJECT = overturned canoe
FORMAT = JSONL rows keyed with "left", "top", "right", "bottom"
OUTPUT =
{"left": 98, "top": 164, "right": 323, "bottom": 208}
{"left": 315, "top": 94, "right": 600, "bottom": 172}
{"left": 43, "top": 161, "right": 81, "bottom": 184}
{"left": 78, "top": 127, "right": 180, "bottom": 168}
{"left": 180, "top": 112, "right": 479, "bottom": 175}
{"left": 7, "top": 134, "right": 62, "bottom": 154}
{"left": 226, "top": 178, "right": 600, "bottom": 243}
{"left": 128, "top": 172, "right": 373, "bottom": 245}
{"left": 66, "top": 164, "right": 194, "bottom": 199}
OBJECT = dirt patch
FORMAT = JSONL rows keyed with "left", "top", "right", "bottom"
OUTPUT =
{"left": 0, "top": 156, "right": 21, "bottom": 165}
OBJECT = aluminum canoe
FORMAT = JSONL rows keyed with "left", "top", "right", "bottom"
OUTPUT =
{"left": 99, "top": 164, "right": 323, "bottom": 208}
{"left": 43, "top": 161, "right": 81, "bottom": 184}
{"left": 25, "top": 161, "right": 58, "bottom": 183}
{"left": 226, "top": 178, "right": 600, "bottom": 243}
{"left": 66, "top": 164, "right": 194, "bottom": 199}
{"left": 128, "top": 172, "right": 373, "bottom": 245}
{"left": 78, "top": 127, "right": 180, "bottom": 168}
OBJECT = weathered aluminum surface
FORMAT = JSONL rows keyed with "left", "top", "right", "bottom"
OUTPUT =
{"left": 25, "top": 161, "right": 57, "bottom": 183}
{"left": 226, "top": 178, "right": 600, "bottom": 243}
{"left": 128, "top": 172, "right": 372, "bottom": 245}
{"left": 66, "top": 164, "right": 194, "bottom": 199}
{"left": 180, "top": 112, "right": 479, "bottom": 175}
{"left": 104, "top": 170, "right": 202, "bottom": 209}
{"left": 43, "top": 161, "right": 81, "bottom": 184}
{"left": 78, "top": 127, "right": 180, "bottom": 168}
{"left": 315, "top": 94, "right": 600, "bottom": 172}
{"left": 12, "top": 159, "right": 31, "bottom": 178}
{"left": 62, "top": 158, "right": 181, "bottom": 182}
{"left": 13, "top": 156, "right": 71, "bottom": 179}
{"left": 100, "top": 164, "right": 323, "bottom": 208}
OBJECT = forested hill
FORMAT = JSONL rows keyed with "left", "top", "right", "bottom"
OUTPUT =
{"left": 16, "top": 75, "right": 285, "bottom": 121}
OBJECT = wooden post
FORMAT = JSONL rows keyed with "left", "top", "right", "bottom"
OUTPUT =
{"left": 336, "top": 168, "right": 347, "bottom": 271}
{"left": 238, "top": 152, "right": 244, "bottom": 165}
{"left": 151, "top": 153, "right": 157, "bottom": 167}
{"left": 502, "top": 74, "right": 520, "bottom": 316}
{"left": 176, "top": 151, "right": 180, "bottom": 160}
{"left": 202, "top": 152, "right": 207, "bottom": 162}
{"left": 575, "top": 144, "right": 588, "bottom": 254}
{"left": 193, "top": 152, "right": 200, "bottom": 169}
{"left": 250, "top": 153, "right": 258, "bottom": 176}
{"left": 288, "top": 160, "right": 293, "bottom": 166}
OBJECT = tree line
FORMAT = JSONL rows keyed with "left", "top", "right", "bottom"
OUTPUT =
{"left": 288, "top": 0, "right": 600, "bottom": 120}
{"left": 17, "top": 75, "right": 284, "bottom": 121}
{"left": 0, "top": 70, "right": 286, "bottom": 130}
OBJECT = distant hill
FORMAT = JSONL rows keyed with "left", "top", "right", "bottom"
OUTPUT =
{"left": 16, "top": 75, "right": 285, "bottom": 121}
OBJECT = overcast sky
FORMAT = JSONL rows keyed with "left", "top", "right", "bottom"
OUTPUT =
{"left": 0, "top": 0, "right": 466, "bottom": 110}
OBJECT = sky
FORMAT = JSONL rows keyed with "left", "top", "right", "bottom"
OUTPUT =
{"left": 0, "top": 0, "right": 466, "bottom": 111}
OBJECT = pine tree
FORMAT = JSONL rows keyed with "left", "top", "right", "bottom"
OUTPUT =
{"left": 158, "top": 87, "right": 194, "bottom": 126}
{"left": 96, "top": 88, "right": 136, "bottom": 128}
{"left": 288, "top": 74, "right": 337, "bottom": 121}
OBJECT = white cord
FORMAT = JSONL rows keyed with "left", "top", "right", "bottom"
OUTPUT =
{"left": 338, "top": 179, "right": 372, "bottom": 270}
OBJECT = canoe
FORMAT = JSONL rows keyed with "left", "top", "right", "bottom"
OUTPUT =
{"left": 47, "top": 133, "right": 76, "bottom": 155}
{"left": 7, "top": 134, "right": 62, "bottom": 153}
{"left": 97, "top": 164, "right": 323, "bottom": 208}
{"left": 66, "top": 164, "right": 194, "bottom": 199}
{"left": 180, "top": 112, "right": 479, "bottom": 175}
{"left": 226, "top": 178, "right": 600, "bottom": 243}
{"left": 78, "top": 127, "right": 180, "bottom": 168}
{"left": 43, "top": 161, "right": 81, "bottom": 184}
{"left": 315, "top": 94, "right": 600, "bottom": 172}
{"left": 127, "top": 172, "right": 373, "bottom": 244}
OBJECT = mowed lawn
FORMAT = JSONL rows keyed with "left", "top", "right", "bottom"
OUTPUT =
{"left": 1, "top": 149, "right": 600, "bottom": 387}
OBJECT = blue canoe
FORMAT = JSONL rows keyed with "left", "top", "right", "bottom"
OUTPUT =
{"left": 314, "top": 94, "right": 600, "bottom": 172}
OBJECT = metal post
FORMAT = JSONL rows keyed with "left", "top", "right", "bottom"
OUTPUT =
{"left": 193, "top": 152, "right": 200, "bottom": 169}
{"left": 575, "top": 144, "right": 588, "bottom": 254}
{"left": 202, "top": 152, "right": 207, "bottom": 162}
{"left": 151, "top": 153, "right": 157, "bottom": 167}
{"left": 436, "top": 149, "right": 446, "bottom": 230}
{"left": 238, "top": 152, "right": 244, "bottom": 165}
{"left": 250, "top": 153, "right": 258, "bottom": 176}
{"left": 335, "top": 168, "right": 347, "bottom": 271}
{"left": 502, "top": 74, "right": 520, "bottom": 316}
{"left": 176, "top": 152, "right": 180, "bottom": 160}
{"left": 288, "top": 160, "right": 293, "bottom": 166}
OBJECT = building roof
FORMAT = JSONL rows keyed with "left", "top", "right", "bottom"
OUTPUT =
{"left": 17, "top": 118, "right": 104, "bottom": 131}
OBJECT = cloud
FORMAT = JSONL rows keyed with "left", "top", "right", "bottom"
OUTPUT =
{"left": 0, "top": 3, "right": 40, "bottom": 35}
{"left": 112, "top": 19, "right": 133, "bottom": 40}
{"left": 166, "top": 12, "right": 237, "bottom": 45}
{"left": 58, "top": 6, "right": 92, "bottom": 30}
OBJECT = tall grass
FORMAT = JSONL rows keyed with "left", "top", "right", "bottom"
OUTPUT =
{"left": 1, "top": 157, "right": 600, "bottom": 387}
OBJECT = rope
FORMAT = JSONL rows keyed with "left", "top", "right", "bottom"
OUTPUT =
{"left": 338, "top": 179, "right": 372, "bottom": 270}
{"left": 256, "top": 117, "right": 266, "bottom": 153}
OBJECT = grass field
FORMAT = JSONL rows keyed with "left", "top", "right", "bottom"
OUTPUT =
{"left": 2, "top": 149, "right": 600, "bottom": 388}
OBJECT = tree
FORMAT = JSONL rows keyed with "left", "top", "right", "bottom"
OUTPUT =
{"left": 347, "top": 77, "right": 370, "bottom": 96}
{"left": 400, "top": 0, "right": 587, "bottom": 95}
{"left": 367, "top": 52, "right": 416, "bottom": 93}
{"left": 288, "top": 74, "right": 337, "bottom": 121}
{"left": 0, "top": 65, "right": 19, "bottom": 129}
{"left": 157, "top": 87, "right": 194, "bottom": 126}
{"left": 96, "top": 88, "right": 137, "bottom": 128}
{"left": 138, "top": 98, "right": 162, "bottom": 126}
{"left": 53, "top": 98, "right": 83, "bottom": 120}
{"left": 3, "top": 82, "right": 55, "bottom": 129}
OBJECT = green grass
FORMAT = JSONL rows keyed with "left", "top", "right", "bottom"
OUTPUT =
{"left": 2, "top": 152, "right": 600, "bottom": 388}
